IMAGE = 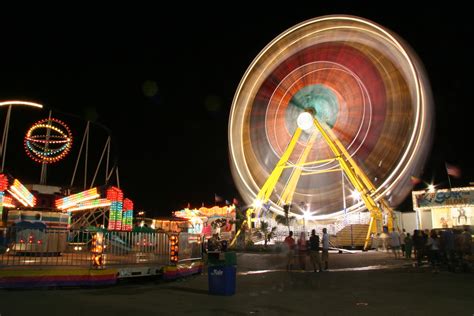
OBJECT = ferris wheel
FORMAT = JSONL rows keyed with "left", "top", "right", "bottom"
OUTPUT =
{"left": 228, "top": 15, "right": 433, "bottom": 227}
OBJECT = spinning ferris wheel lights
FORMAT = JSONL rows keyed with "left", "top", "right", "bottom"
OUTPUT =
{"left": 229, "top": 15, "right": 433, "bottom": 219}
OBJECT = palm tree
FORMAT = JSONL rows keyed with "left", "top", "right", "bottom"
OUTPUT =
{"left": 275, "top": 209, "right": 295, "bottom": 235}
{"left": 259, "top": 221, "right": 277, "bottom": 246}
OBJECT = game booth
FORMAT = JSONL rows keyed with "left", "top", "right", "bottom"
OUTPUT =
{"left": 174, "top": 205, "right": 237, "bottom": 241}
{"left": 412, "top": 186, "right": 474, "bottom": 230}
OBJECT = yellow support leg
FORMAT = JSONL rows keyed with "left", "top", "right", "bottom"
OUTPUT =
{"left": 230, "top": 111, "right": 390, "bottom": 251}
{"left": 280, "top": 131, "right": 317, "bottom": 205}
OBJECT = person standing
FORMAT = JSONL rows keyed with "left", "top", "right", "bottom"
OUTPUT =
{"left": 297, "top": 232, "right": 308, "bottom": 270}
{"left": 389, "top": 228, "right": 401, "bottom": 258}
{"left": 426, "top": 230, "right": 440, "bottom": 272}
{"left": 322, "top": 228, "right": 329, "bottom": 271}
{"left": 400, "top": 229, "right": 407, "bottom": 254}
{"left": 404, "top": 232, "right": 413, "bottom": 259}
{"left": 309, "top": 229, "right": 322, "bottom": 272}
{"left": 284, "top": 231, "right": 296, "bottom": 271}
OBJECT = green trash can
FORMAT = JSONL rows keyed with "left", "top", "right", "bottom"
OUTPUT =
{"left": 224, "top": 251, "right": 237, "bottom": 266}
{"left": 207, "top": 251, "right": 223, "bottom": 265}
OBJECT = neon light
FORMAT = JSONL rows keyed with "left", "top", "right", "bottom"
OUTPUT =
{"left": 56, "top": 187, "right": 100, "bottom": 209}
{"left": 10, "top": 179, "right": 36, "bottom": 207}
{"left": 67, "top": 199, "right": 111, "bottom": 212}
{"left": 0, "top": 174, "right": 9, "bottom": 217}
{"left": 106, "top": 187, "right": 123, "bottom": 231}
{"left": 0, "top": 100, "right": 43, "bottom": 108}
{"left": 2, "top": 195, "right": 14, "bottom": 208}
{"left": 0, "top": 174, "right": 9, "bottom": 191}
{"left": 0, "top": 192, "right": 4, "bottom": 217}
{"left": 122, "top": 198, "right": 134, "bottom": 231}
{"left": 24, "top": 118, "right": 73, "bottom": 164}
{"left": 7, "top": 189, "right": 28, "bottom": 207}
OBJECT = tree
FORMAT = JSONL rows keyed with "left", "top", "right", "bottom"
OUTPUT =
{"left": 275, "top": 204, "right": 295, "bottom": 235}
{"left": 259, "top": 221, "right": 277, "bottom": 247}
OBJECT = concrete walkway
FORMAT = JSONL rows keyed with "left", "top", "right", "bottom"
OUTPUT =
{"left": 1, "top": 251, "right": 473, "bottom": 315}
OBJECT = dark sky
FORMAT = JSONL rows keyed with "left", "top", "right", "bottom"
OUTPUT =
{"left": 0, "top": 5, "right": 473, "bottom": 216}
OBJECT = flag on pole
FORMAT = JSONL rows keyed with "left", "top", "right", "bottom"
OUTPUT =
{"left": 410, "top": 175, "right": 422, "bottom": 185}
{"left": 446, "top": 163, "right": 461, "bottom": 178}
{"left": 214, "top": 193, "right": 223, "bottom": 203}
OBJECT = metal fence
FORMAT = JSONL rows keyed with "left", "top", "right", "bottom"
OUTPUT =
{"left": 0, "top": 227, "right": 197, "bottom": 268}
{"left": 178, "top": 232, "right": 203, "bottom": 262}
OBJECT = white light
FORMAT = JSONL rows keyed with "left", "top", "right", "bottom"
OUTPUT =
{"left": 253, "top": 199, "right": 263, "bottom": 208}
{"left": 351, "top": 190, "right": 361, "bottom": 202}
{"left": 0, "top": 100, "right": 43, "bottom": 108}
{"left": 428, "top": 184, "right": 435, "bottom": 193}
{"left": 297, "top": 112, "right": 314, "bottom": 130}
{"left": 302, "top": 209, "right": 312, "bottom": 220}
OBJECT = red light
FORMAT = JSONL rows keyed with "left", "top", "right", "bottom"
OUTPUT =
{"left": 20, "top": 239, "right": 24, "bottom": 243}
{"left": 37, "top": 240, "right": 42, "bottom": 244}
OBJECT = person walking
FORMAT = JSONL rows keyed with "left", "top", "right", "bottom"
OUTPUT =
{"left": 309, "top": 229, "right": 322, "bottom": 272}
{"left": 322, "top": 228, "right": 329, "bottom": 271}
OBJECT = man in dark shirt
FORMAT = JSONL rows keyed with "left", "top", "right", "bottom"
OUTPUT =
{"left": 309, "top": 229, "right": 322, "bottom": 272}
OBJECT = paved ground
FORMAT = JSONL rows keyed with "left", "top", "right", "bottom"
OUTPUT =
{"left": 1, "top": 251, "right": 473, "bottom": 315}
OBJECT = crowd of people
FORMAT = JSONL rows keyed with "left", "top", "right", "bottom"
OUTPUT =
{"left": 384, "top": 227, "right": 473, "bottom": 272}
{"left": 282, "top": 226, "right": 472, "bottom": 273}
{"left": 283, "top": 228, "right": 329, "bottom": 272}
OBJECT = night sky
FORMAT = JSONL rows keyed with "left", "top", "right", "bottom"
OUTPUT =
{"left": 0, "top": 5, "right": 473, "bottom": 216}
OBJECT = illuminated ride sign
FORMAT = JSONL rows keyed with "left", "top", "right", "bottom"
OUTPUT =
{"left": 412, "top": 187, "right": 474, "bottom": 210}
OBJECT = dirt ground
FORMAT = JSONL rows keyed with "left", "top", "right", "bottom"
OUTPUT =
{"left": 1, "top": 251, "right": 473, "bottom": 315}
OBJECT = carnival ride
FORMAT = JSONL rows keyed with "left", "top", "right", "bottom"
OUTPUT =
{"left": 229, "top": 15, "right": 433, "bottom": 248}
{"left": 0, "top": 100, "right": 133, "bottom": 255}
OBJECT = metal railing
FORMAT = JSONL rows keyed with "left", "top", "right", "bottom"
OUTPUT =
{"left": 0, "top": 227, "right": 194, "bottom": 268}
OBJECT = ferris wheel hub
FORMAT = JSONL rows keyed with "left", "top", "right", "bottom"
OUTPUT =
{"left": 297, "top": 112, "right": 314, "bottom": 131}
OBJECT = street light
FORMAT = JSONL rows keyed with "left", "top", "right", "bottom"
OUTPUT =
{"left": 302, "top": 204, "right": 312, "bottom": 235}
{"left": 427, "top": 184, "right": 436, "bottom": 193}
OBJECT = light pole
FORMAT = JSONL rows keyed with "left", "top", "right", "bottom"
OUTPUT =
{"left": 302, "top": 203, "right": 312, "bottom": 236}
{"left": 0, "top": 100, "right": 43, "bottom": 172}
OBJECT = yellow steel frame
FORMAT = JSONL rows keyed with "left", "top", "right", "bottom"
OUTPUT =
{"left": 230, "top": 115, "right": 393, "bottom": 249}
